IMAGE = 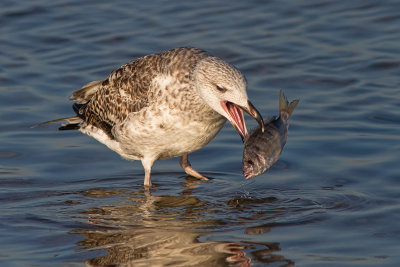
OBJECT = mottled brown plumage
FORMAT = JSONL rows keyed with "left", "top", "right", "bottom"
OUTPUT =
{"left": 72, "top": 48, "right": 210, "bottom": 139}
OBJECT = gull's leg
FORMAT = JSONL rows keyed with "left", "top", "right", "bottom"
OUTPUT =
{"left": 141, "top": 157, "right": 155, "bottom": 187}
{"left": 179, "top": 154, "right": 210, "bottom": 181}
{"left": 144, "top": 169, "right": 152, "bottom": 187}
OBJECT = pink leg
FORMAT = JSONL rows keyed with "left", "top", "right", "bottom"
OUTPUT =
{"left": 141, "top": 158, "right": 154, "bottom": 187}
{"left": 179, "top": 154, "right": 209, "bottom": 181}
{"left": 144, "top": 169, "right": 152, "bottom": 187}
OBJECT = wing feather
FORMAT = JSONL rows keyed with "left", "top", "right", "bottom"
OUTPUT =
{"left": 70, "top": 47, "right": 210, "bottom": 138}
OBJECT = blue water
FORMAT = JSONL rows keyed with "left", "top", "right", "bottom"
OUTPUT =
{"left": 1, "top": 0, "right": 400, "bottom": 266}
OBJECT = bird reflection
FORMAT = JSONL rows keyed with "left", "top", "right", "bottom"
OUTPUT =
{"left": 74, "top": 176, "right": 249, "bottom": 266}
{"left": 73, "top": 175, "right": 293, "bottom": 266}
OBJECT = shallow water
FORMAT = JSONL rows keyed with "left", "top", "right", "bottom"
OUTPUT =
{"left": 1, "top": 0, "right": 400, "bottom": 266}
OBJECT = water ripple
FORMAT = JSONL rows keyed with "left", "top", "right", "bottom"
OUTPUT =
{"left": 1, "top": 0, "right": 400, "bottom": 266}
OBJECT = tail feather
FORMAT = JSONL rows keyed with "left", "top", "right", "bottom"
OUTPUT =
{"left": 279, "top": 90, "right": 299, "bottom": 121}
{"left": 59, "top": 123, "right": 80, "bottom": 131}
{"left": 32, "top": 80, "right": 96, "bottom": 130}
{"left": 31, "top": 116, "right": 81, "bottom": 129}
{"left": 70, "top": 80, "right": 103, "bottom": 103}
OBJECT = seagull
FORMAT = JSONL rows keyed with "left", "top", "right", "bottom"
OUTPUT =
{"left": 35, "top": 47, "right": 264, "bottom": 186}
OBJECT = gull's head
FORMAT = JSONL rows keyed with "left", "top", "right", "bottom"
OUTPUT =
{"left": 194, "top": 56, "right": 264, "bottom": 141}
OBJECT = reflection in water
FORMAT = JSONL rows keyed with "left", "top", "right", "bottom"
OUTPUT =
{"left": 251, "top": 243, "right": 294, "bottom": 267}
{"left": 73, "top": 177, "right": 292, "bottom": 266}
{"left": 75, "top": 179, "right": 249, "bottom": 266}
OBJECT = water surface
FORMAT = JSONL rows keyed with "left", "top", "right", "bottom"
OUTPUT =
{"left": 1, "top": 0, "right": 400, "bottom": 266}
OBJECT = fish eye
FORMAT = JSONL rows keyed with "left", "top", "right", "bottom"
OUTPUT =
{"left": 247, "top": 160, "right": 254, "bottom": 165}
{"left": 216, "top": 85, "right": 228, "bottom": 93}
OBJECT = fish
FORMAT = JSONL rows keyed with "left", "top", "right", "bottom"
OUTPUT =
{"left": 242, "top": 90, "right": 299, "bottom": 179}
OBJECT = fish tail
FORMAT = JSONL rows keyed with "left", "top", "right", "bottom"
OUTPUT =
{"left": 279, "top": 90, "right": 299, "bottom": 121}
{"left": 31, "top": 116, "right": 81, "bottom": 128}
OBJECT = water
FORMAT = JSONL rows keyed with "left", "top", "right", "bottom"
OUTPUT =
{"left": 1, "top": 0, "right": 400, "bottom": 266}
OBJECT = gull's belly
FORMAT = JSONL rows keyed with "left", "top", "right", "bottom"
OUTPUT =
{"left": 114, "top": 111, "right": 227, "bottom": 161}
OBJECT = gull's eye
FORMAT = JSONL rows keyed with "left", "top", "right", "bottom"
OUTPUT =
{"left": 216, "top": 85, "right": 228, "bottom": 93}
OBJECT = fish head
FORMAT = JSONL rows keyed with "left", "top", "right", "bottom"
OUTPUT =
{"left": 194, "top": 57, "right": 264, "bottom": 141}
{"left": 242, "top": 150, "right": 267, "bottom": 179}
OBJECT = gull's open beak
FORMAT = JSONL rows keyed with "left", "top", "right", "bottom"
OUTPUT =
{"left": 221, "top": 100, "right": 264, "bottom": 142}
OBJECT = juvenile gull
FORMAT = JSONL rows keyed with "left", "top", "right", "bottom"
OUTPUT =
{"left": 36, "top": 47, "right": 264, "bottom": 186}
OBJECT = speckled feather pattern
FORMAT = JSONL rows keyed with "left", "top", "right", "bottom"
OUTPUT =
{"left": 69, "top": 47, "right": 227, "bottom": 162}
{"left": 73, "top": 48, "right": 209, "bottom": 129}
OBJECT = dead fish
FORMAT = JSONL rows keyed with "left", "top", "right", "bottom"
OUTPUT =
{"left": 242, "top": 90, "right": 299, "bottom": 179}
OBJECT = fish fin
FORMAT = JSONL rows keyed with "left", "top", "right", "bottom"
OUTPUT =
{"left": 279, "top": 90, "right": 299, "bottom": 121}
{"left": 264, "top": 116, "right": 277, "bottom": 124}
{"left": 31, "top": 116, "right": 81, "bottom": 128}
